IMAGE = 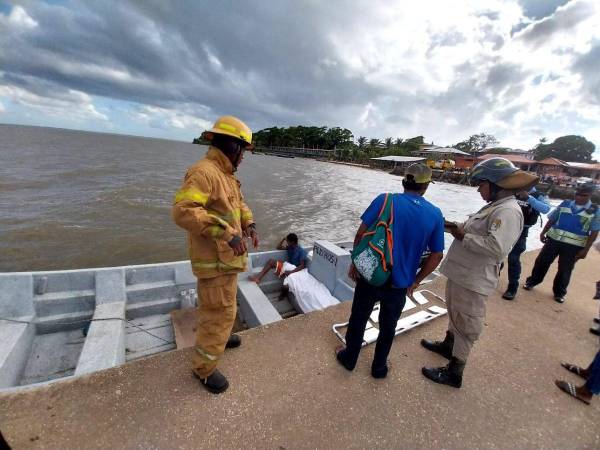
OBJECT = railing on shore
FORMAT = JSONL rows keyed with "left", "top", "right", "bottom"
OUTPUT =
{"left": 254, "top": 146, "right": 336, "bottom": 158}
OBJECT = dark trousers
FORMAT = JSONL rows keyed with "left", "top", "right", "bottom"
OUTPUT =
{"left": 526, "top": 238, "right": 580, "bottom": 297}
{"left": 507, "top": 227, "right": 529, "bottom": 291}
{"left": 341, "top": 278, "right": 406, "bottom": 371}
{"left": 586, "top": 350, "right": 600, "bottom": 395}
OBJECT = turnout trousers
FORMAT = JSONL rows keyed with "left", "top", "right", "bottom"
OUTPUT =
{"left": 525, "top": 237, "right": 580, "bottom": 298}
{"left": 445, "top": 279, "right": 486, "bottom": 362}
{"left": 192, "top": 273, "right": 238, "bottom": 378}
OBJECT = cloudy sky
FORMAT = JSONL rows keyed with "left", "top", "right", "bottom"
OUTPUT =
{"left": 1, "top": 0, "right": 599, "bottom": 154}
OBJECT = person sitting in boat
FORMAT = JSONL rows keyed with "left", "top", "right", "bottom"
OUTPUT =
{"left": 249, "top": 233, "right": 307, "bottom": 283}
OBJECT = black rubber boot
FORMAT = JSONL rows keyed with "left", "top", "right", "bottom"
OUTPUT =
{"left": 420, "top": 331, "right": 454, "bottom": 360}
{"left": 421, "top": 357, "right": 465, "bottom": 389}
{"left": 194, "top": 368, "right": 229, "bottom": 394}
{"left": 226, "top": 334, "right": 242, "bottom": 349}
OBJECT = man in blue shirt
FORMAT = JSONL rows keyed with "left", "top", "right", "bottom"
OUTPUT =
{"left": 336, "top": 164, "right": 445, "bottom": 379}
{"left": 524, "top": 183, "right": 600, "bottom": 303}
{"left": 249, "top": 233, "right": 308, "bottom": 283}
{"left": 502, "top": 187, "right": 550, "bottom": 300}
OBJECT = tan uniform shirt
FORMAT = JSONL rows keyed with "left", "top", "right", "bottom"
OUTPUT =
{"left": 440, "top": 196, "right": 524, "bottom": 302}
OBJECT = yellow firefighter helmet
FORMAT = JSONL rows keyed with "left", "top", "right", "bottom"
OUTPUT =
{"left": 204, "top": 115, "right": 253, "bottom": 148}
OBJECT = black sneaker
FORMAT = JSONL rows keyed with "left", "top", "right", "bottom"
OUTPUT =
{"left": 335, "top": 347, "right": 355, "bottom": 371}
{"left": 193, "top": 369, "right": 229, "bottom": 394}
{"left": 502, "top": 289, "right": 517, "bottom": 300}
{"left": 523, "top": 283, "right": 534, "bottom": 291}
{"left": 593, "top": 318, "right": 600, "bottom": 325}
{"left": 371, "top": 362, "right": 389, "bottom": 379}
{"left": 226, "top": 334, "right": 242, "bottom": 349}
{"left": 554, "top": 296, "right": 565, "bottom": 303}
{"left": 590, "top": 327, "right": 600, "bottom": 336}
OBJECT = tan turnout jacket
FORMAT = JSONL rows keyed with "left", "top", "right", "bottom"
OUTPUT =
{"left": 172, "top": 147, "right": 254, "bottom": 279}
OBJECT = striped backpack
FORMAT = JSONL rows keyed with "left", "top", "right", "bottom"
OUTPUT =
{"left": 351, "top": 193, "right": 394, "bottom": 286}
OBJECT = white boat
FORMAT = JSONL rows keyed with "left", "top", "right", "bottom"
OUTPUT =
{"left": 0, "top": 240, "right": 444, "bottom": 391}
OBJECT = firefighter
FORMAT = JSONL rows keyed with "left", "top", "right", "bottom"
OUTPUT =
{"left": 173, "top": 115, "right": 258, "bottom": 394}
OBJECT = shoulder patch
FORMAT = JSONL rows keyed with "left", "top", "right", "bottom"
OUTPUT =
{"left": 490, "top": 218, "right": 502, "bottom": 232}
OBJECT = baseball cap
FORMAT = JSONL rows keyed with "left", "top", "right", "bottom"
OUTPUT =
{"left": 576, "top": 182, "right": 596, "bottom": 194}
{"left": 405, "top": 163, "right": 433, "bottom": 184}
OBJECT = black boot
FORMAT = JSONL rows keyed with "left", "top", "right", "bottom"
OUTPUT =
{"left": 422, "top": 357, "right": 465, "bottom": 388}
{"left": 420, "top": 331, "right": 454, "bottom": 360}
{"left": 194, "top": 368, "right": 229, "bottom": 394}
{"left": 226, "top": 334, "right": 242, "bottom": 349}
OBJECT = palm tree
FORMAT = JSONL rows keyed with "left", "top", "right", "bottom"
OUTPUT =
{"left": 385, "top": 137, "right": 393, "bottom": 149}
{"left": 369, "top": 138, "right": 381, "bottom": 149}
{"left": 357, "top": 136, "right": 367, "bottom": 149}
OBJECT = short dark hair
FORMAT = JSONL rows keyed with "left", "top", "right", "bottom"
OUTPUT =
{"left": 402, "top": 176, "right": 428, "bottom": 192}
{"left": 286, "top": 233, "right": 298, "bottom": 244}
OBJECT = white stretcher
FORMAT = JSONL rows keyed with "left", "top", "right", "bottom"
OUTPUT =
{"left": 332, "top": 288, "right": 447, "bottom": 346}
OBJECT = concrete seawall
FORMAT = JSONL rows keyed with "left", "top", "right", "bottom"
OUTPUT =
{"left": 1, "top": 248, "right": 599, "bottom": 449}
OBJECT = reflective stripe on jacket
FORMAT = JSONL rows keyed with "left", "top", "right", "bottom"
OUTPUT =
{"left": 172, "top": 147, "right": 254, "bottom": 278}
{"left": 546, "top": 201, "right": 596, "bottom": 247}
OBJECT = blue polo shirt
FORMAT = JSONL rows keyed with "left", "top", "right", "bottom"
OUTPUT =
{"left": 361, "top": 193, "right": 444, "bottom": 288}
{"left": 287, "top": 245, "right": 308, "bottom": 266}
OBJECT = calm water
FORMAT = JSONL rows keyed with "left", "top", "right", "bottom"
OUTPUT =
{"left": 0, "top": 124, "right": 551, "bottom": 272}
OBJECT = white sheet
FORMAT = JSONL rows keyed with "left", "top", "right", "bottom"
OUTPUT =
{"left": 281, "top": 262, "right": 339, "bottom": 313}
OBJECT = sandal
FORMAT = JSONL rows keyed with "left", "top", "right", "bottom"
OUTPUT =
{"left": 555, "top": 380, "right": 590, "bottom": 405}
{"left": 560, "top": 362, "right": 588, "bottom": 380}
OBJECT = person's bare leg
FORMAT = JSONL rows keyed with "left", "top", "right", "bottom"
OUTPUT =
{"left": 248, "top": 259, "right": 277, "bottom": 283}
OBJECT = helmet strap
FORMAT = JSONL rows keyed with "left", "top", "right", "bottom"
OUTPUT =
{"left": 489, "top": 183, "right": 501, "bottom": 202}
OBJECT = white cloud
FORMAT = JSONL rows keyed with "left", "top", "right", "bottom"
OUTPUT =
{"left": 0, "top": 99, "right": 5, "bottom": 113}
{"left": 0, "top": 5, "right": 38, "bottom": 29}
{"left": 0, "top": 84, "right": 107, "bottom": 121}
{"left": 135, "top": 105, "right": 211, "bottom": 133}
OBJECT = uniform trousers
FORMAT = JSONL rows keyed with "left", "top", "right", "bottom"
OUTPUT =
{"left": 507, "top": 227, "right": 529, "bottom": 291}
{"left": 445, "top": 279, "right": 486, "bottom": 362}
{"left": 526, "top": 237, "right": 580, "bottom": 298}
{"left": 192, "top": 273, "right": 238, "bottom": 378}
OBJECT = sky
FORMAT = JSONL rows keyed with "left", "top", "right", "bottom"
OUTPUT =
{"left": 1, "top": 0, "right": 599, "bottom": 155}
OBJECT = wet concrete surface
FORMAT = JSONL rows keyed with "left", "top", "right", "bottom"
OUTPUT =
{"left": 1, "top": 249, "right": 599, "bottom": 449}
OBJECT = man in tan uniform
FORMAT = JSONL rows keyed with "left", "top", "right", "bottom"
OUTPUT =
{"left": 173, "top": 115, "right": 258, "bottom": 394}
{"left": 421, "top": 158, "right": 538, "bottom": 388}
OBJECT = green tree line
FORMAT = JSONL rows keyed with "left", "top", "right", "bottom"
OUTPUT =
{"left": 196, "top": 126, "right": 597, "bottom": 164}
{"left": 252, "top": 126, "right": 427, "bottom": 162}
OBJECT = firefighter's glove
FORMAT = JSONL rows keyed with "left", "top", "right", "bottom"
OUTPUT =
{"left": 229, "top": 235, "right": 247, "bottom": 256}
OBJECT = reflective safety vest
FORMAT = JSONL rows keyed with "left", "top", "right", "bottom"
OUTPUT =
{"left": 172, "top": 147, "right": 254, "bottom": 278}
{"left": 547, "top": 200, "right": 598, "bottom": 247}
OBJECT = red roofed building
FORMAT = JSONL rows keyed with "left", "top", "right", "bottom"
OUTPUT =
{"left": 476, "top": 153, "right": 536, "bottom": 171}
{"left": 537, "top": 158, "right": 568, "bottom": 177}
